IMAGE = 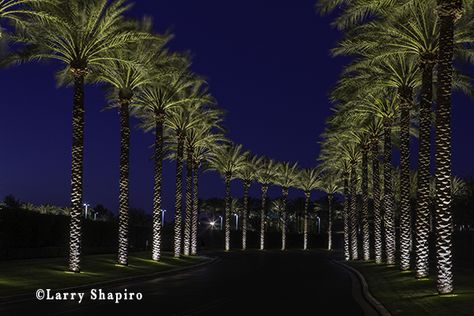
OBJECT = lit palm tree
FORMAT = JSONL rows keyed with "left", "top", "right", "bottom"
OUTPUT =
{"left": 208, "top": 144, "right": 248, "bottom": 251}
{"left": 318, "top": 172, "right": 342, "bottom": 251}
{"left": 339, "top": 142, "right": 361, "bottom": 260}
{"left": 362, "top": 93, "right": 399, "bottom": 265}
{"left": 181, "top": 112, "right": 223, "bottom": 255}
{"left": 94, "top": 20, "right": 168, "bottom": 266}
{"left": 434, "top": 0, "right": 464, "bottom": 295}
{"left": 364, "top": 116, "right": 384, "bottom": 263}
{"left": 274, "top": 162, "right": 299, "bottom": 251}
{"left": 297, "top": 168, "right": 321, "bottom": 250}
{"left": 342, "top": 128, "right": 371, "bottom": 261}
{"left": 22, "top": 0, "right": 142, "bottom": 272}
{"left": 135, "top": 63, "right": 205, "bottom": 260}
{"left": 236, "top": 154, "right": 262, "bottom": 250}
{"left": 319, "top": 132, "right": 357, "bottom": 261}
{"left": 189, "top": 132, "right": 225, "bottom": 255}
{"left": 255, "top": 158, "right": 278, "bottom": 250}
{"left": 166, "top": 96, "right": 213, "bottom": 257}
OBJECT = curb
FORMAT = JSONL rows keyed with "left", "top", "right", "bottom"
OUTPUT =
{"left": 0, "top": 256, "right": 219, "bottom": 305}
{"left": 332, "top": 260, "right": 391, "bottom": 316}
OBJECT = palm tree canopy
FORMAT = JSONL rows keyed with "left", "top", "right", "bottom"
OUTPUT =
{"left": 274, "top": 162, "right": 299, "bottom": 189}
{"left": 136, "top": 75, "right": 214, "bottom": 136}
{"left": 236, "top": 154, "right": 263, "bottom": 182}
{"left": 164, "top": 110, "right": 226, "bottom": 164}
{"left": 319, "top": 172, "right": 343, "bottom": 195}
{"left": 297, "top": 168, "right": 321, "bottom": 193}
{"left": 19, "top": 0, "right": 146, "bottom": 72}
{"left": 164, "top": 100, "right": 216, "bottom": 137}
{"left": 255, "top": 158, "right": 279, "bottom": 186}
{"left": 93, "top": 18, "right": 170, "bottom": 99}
{"left": 208, "top": 144, "right": 248, "bottom": 179}
{"left": 0, "top": 0, "right": 54, "bottom": 37}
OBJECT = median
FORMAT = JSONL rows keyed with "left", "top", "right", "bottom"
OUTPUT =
{"left": 0, "top": 252, "right": 213, "bottom": 298}
{"left": 347, "top": 261, "right": 474, "bottom": 316}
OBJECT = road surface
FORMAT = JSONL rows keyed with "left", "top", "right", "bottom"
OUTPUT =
{"left": 0, "top": 250, "right": 368, "bottom": 316}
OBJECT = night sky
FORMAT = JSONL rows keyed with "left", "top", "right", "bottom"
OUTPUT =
{"left": 1, "top": 0, "right": 473, "bottom": 217}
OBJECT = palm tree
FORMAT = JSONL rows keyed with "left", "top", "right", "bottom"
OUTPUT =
{"left": 135, "top": 63, "right": 204, "bottom": 260}
{"left": 209, "top": 144, "right": 248, "bottom": 251}
{"left": 255, "top": 158, "right": 278, "bottom": 250}
{"left": 319, "top": 119, "right": 356, "bottom": 261}
{"left": 434, "top": 0, "right": 463, "bottom": 295}
{"left": 318, "top": 172, "right": 342, "bottom": 251}
{"left": 274, "top": 162, "right": 299, "bottom": 251}
{"left": 236, "top": 154, "right": 262, "bottom": 250}
{"left": 339, "top": 142, "right": 361, "bottom": 260}
{"left": 94, "top": 20, "right": 167, "bottom": 266}
{"left": 341, "top": 128, "right": 371, "bottom": 261}
{"left": 189, "top": 132, "right": 225, "bottom": 255}
{"left": 363, "top": 94, "right": 399, "bottom": 265}
{"left": 364, "top": 116, "right": 384, "bottom": 263}
{"left": 297, "top": 168, "right": 321, "bottom": 250}
{"left": 22, "top": 0, "right": 141, "bottom": 272}
{"left": 181, "top": 112, "right": 223, "bottom": 255}
{"left": 166, "top": 97, "right": 212, "bottom": 257}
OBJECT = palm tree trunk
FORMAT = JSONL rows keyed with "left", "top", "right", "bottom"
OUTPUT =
{"left": 434, "top": 0, "right": 461, "bottom": 294}
{"left": 68, "top": 69, "right": 86, "bottom": 273}
{"left": 242, "top": 180, "right": 250, "bottom": 250}
{"left": 183, "top": 147, "right": 193, "bottom": 256}
{"left": 118, "top": 98, "right": 131, "bottom": 266}
{"left": 327, "top": 193, "right": 333, "bottom": 251}
{"left": 371, "top": 141, "right": 382, "bottom": 264}
{"left": 383, "top": 121, "right": 395, "bottom": 265}
{"left": 173, "top": 132, "right": 185, "bottom": 258}
{"left": 260, "top": 184, "right": 269, "bottom": 250}
{"left": 399, "top": 87, "right": 413, "bottom": 271}
{"left": 350, "top": 162, "right": 358, "bottom": 260}
{"left": 361, "top": 146, "right": 370, "bottom": 261}
{"left": 303, "top": 191, "right": 310, "bottom": 250}
{"left": 152, "top": 112, "right": 165, "bottom": 261}
{"left": 224, "top": 172, "right": 232, "bottom": 251}
{"left": 281, "top": 187, "right": 289, "bottom": 251}
{"left": 343, "top": 175, "right": 350, "bottom": 261}
{"left": 415, "top": 58, "right": 435, "bottom": 278}
{"left": 191, "top": 160, "right": 199, "bottom": 255}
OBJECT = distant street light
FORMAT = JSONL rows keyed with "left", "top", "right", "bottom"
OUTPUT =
{"left": 210, "top": 221, "right": 216, "bottom": 229}
{"left": 161, "top": 209, "right": 167, "bottom": 227}
{"left": 316, "top": 216, "right": 321, "bottom": 235}
{"left": 83, "top": 203, "right": 90, "bottom": 219}
{"left": 218, "top": 215, "right": 223, "bottom": 231}
{"left": 233, "top": 214, "right": 239, "bottom": 230}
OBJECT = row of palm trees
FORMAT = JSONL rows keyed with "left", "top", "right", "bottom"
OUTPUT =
{"left": 1, "top": 0, "right": 227, "bottom": 271}
{"left": 208, "top": 146, "right": 340, "bottom": 252}
{"left": 1, "top": 0, "right": 334, "bottom": 274}
{"left": 315, "top": 0, "right": 473, "bottom": 295}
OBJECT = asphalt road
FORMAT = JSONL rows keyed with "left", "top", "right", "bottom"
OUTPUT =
{"left": 0, "top": 250, "right": 367, "bottom": 316}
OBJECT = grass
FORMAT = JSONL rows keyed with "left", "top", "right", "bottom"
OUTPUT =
{"left": 347, "top": 261, "right": 474, "bottom": 316}
{"left": 0, "top": 251, "right": 211, "bottom": 298}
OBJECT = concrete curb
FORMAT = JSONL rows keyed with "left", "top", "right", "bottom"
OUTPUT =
{"left": 332, "top": 260, "right": 392, "bottom": 316}
{"left": 0, "top": 256, "right": 219, "bottom": 305}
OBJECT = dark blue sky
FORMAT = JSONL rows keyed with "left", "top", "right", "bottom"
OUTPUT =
{"left": 1, "top": 0, "right": 473, "bottom": 216}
